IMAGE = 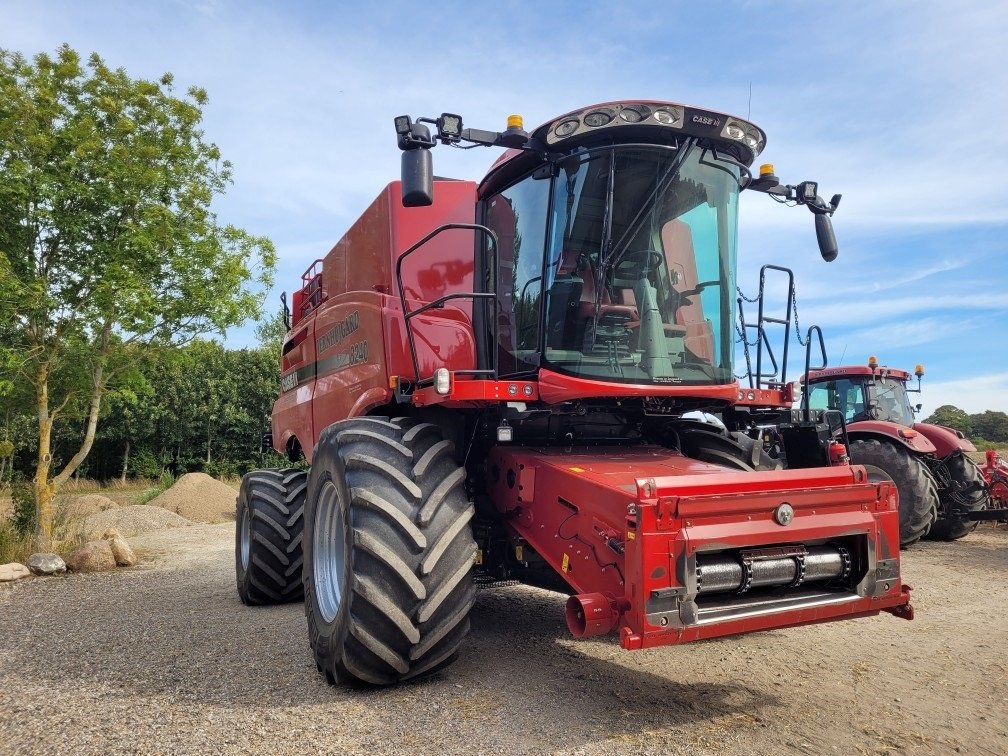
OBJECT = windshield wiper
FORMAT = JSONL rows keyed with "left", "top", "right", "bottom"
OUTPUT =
{"left": 604, "top": 137, "right": 698, "bottom": 273}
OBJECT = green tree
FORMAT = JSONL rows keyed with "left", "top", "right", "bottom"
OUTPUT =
{"left": 969, "top": 410, "right": 1008, "bottom": 443}
{"left": 923, "top": 405, "right": 972, "bottom": 435}
{"left": 0, "top": 45, "right": 276, "bottom": 545}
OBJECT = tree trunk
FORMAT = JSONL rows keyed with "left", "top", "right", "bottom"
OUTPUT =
{"left": 121, "top": 439, "right": 130, "bottom": 484}
{"left": 35, "top": 364, "right": 56, "bottom": 547}
{"left": 33, "top": 358, "right": 107, "bottom": 548}
{"left": 206, "top": 415, "right": 212, "bottom": 465}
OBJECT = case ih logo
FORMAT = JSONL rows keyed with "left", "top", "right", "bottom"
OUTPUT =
{"left": 279, "top": 372, "right": 298, "bottom": 393}
{"left": 691, "top": 114, "right": 721, "bottom": 127}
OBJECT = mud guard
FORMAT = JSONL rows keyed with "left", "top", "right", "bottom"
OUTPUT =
{"left": 912, "top": 422, "right": 977, "bottom": 457}
{"left": 845, "top": 420, "right": 937, "bottom": 455}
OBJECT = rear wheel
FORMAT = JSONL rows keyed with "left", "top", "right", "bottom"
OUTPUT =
{"left": 303, "top": 417, "right": 476, "bottom": 686}
{"left": 926, "top": 451, "right": 988, "bottom": 541}
{"left": 235, "top": 468, "right": 307, "bottom": 605}
{"left": 848, "top": 439, "right": 938, "bottom": 548}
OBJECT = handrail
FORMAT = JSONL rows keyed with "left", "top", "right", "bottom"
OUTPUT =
{"left": 394, "top": 223, "right": 500, "bottom": 384}
{"left": 801, "top": 324, "right": 828, "bottom": 422}
{"left": 755, "top": 264, "right": 795, "bottom": 389}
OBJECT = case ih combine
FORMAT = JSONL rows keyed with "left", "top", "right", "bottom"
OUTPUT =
{"left": 237, "top": 100, "right": 912, "bottom": 686}
{"left": 803, "top": 361, "right": 998, "bottom": 547}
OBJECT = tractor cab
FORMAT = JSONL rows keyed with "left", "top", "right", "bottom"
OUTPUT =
{"left": 395, "top": 101, "right": 840, "bottom": 405}
{"left": 805, "top": 363, "right": 921, "bottom": 426}
{"left": 482, "top": 140, "right": 739, "bottom": 386}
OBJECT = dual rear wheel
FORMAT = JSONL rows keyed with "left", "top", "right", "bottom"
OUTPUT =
{"left": 235, "top": 418, "right": 476, "bottom": 686}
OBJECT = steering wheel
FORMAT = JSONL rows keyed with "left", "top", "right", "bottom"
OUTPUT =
{"left": 613, "top": 249, "right": 664, "bottom": 279}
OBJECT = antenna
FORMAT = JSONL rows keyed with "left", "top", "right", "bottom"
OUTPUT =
{"left": 747, "top": 82, "right": 752, "bottom": 120}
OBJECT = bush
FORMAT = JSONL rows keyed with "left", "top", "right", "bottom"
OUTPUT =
{"left": 10, "top": 476, "right": 36, "bottom": 536}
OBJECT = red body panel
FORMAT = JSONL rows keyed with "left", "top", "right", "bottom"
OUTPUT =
{"left": 272, "top": 180, "right": 479, "bottom": 457}
{"left": 489, "top": 446, "right": 909, "bottom": 648}
{"left": 912, "top": 422, "right": 976, "bottom": 457}
{"left": 846, "top": 420, "right": 938, "bottom": 455}
{"left": 537, "top": 368, "right": 740, "bottom": 405}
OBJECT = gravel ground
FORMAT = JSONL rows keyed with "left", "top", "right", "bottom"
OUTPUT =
{"left": 1, "top": 524, "right": 1006, "bottom": 755}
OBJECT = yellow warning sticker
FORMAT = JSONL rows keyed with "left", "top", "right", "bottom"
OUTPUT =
{"left": 561, "top": 553, "right": 570, "bottom": 573}
{"left": 626, "top": 531, "right": 636, "bottom": 540}
{"left": 474, "top": 549, "right": 483, "bottom": 566}
{"left": 569, "top": 466, "right": 586, "bottom": 473}
{"left": 514, "top": 544, "right": 523, "bottom": 561}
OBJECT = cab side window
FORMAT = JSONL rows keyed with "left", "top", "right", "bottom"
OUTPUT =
{"left": 484, "top": 174, "right": 550, "bottom": 376}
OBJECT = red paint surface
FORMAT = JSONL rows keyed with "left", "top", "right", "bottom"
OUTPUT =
{"left": 488, "top": 445, "right": 909, "bottom": 649}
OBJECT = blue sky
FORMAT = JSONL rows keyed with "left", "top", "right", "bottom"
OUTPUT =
{"left": 5, "top": 1, "right": 1007, "bottom": 416}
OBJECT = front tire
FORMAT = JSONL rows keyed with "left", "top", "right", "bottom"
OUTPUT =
{"left": 849, "top": 439, "right": 938, "bottom": 548}
{"left": 303, "top": 417, "right": 476, "bottom": 686}
{"left": 235, "top": 468, "right": 307, "bottom": 605}
{"left": 926, "top": 451, "right": 988, "bottom": 541}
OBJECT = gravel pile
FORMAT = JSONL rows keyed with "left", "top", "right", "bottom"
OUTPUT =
{"left": 148, "top": 473, "right": 238, "bottom": 524}
{"left": 80, "top": 505, "right": 191, "bottom": 539}
{"left": 62, "top": 493, "right": 118, "bottom": 518}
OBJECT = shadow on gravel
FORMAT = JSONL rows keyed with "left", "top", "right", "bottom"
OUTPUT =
{"left": 2, "top": 557, "right": 779, "bottom": 751}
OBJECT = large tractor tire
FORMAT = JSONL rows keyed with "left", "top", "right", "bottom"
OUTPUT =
{"left": 303, "top": 417, "right": 476, "bottom": 686}
{"left": 848, "top": 439, "right": 938, "bottom": 548}
{"left": 678, "top": 425, "right": 781, "bottom": 472}
{"left": 235, "top": 468, "right": 307, "bottom": 605}
{"left": 926, "top": 451, "right": 988, "bottom": 541}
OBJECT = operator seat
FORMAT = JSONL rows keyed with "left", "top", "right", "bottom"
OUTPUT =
{"left": 660, "top": 219, "right": 715, "bottom": 363}
{"left": 556, "top": 249, "right": 638, "bottom": 322}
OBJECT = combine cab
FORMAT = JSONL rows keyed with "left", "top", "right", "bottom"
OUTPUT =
{"left": 803, "top": 361, "right": 995, "bottom": 546}
{"left": 239, "top": 101, "right": 912, "bottom": 686}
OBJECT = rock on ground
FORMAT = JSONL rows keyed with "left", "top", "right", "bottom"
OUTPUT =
{"left": 66, "top": 541, "right": 116, "bottom": 573}
{"left": 108, "top": 536, "right": 137, "bottom": 567}
{"left": 26, "top": 553, "right": 66, "bottom": 576}
{"left": 0, "top": 562, "right": 30, "bottom": 581}
{"left": 147, "top": 472, "right": 238, "bottom": 524}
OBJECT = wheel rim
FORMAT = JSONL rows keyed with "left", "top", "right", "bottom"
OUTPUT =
{"left": 313, "top": 480, "right": 346, "bottom": 623}
{"left": 239, "top": 506, "right": 251, "bottom": 570}
{"left": 861, "top": 463, "right": 894, "bottom": 486}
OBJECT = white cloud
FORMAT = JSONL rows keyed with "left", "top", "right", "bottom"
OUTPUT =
{"left": 918, "top": 372, "right": 1008, "bottom": 417}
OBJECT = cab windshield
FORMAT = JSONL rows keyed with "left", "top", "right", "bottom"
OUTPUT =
{"left": 807, "top": 376, "right": 916, "bottom": 426}
{"left": 542, "top": 145, "right": 738, "bottom": 384}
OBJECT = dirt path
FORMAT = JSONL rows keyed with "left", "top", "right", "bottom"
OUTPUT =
{"left": 1, "top": 525, "right": 1006, "bottom": 755}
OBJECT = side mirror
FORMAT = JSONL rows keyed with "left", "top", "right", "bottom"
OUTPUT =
{"left": 401, "top": 148, "right": 433, "bottom": 207}
{"left": 815, "top": 212, "right": 838, "bottom": 262}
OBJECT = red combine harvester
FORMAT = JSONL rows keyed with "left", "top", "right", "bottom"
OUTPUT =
{"left": 237, "top": 101, "right": 912, "bottom": 686}
{"left": 802, "top": 361, "right": 997, "bottom": 547}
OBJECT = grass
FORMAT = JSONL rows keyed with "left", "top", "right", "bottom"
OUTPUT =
{"left": 0, "top": 477, "right": 172, "bottom": 565}
{"left": 0, "top": 498, "right": 89, "bottom": 565}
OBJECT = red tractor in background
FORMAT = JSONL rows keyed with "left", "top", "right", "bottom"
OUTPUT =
{"left": 237, "top": 100, "right": 913, "bottom": 687}
{"left": 802, "top": 361, "right": 991, "bottom": 547}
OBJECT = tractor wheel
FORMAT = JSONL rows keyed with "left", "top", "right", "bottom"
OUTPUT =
{"left": 303, "top": 417, "right": 476, "bottom": 686}
{"left": 235, "top": 468, "right": 307, "bottom": 605}
{"left": 848, "top": 439, "right": 938, "bottom": 548}
{"left": 926, "top": 451, "right": 988, "bottom": 541}
{"left": 678, "top": 425, "right": 780, "bottom": 472}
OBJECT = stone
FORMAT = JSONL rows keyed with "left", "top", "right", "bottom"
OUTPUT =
{"left": 26, "top": 553, "right": 67, "bottom": 576}
{"left": 0, "top": 562, "right": 30, "bottom": 582}
{"left": 102, "top": 528, "right": 121, "bottom": 540}
{"left": 108, "top": 536, "right": 137, "bottom": 567}
{"left": 66, "top": 540, "right": 117, "bottom": 573}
